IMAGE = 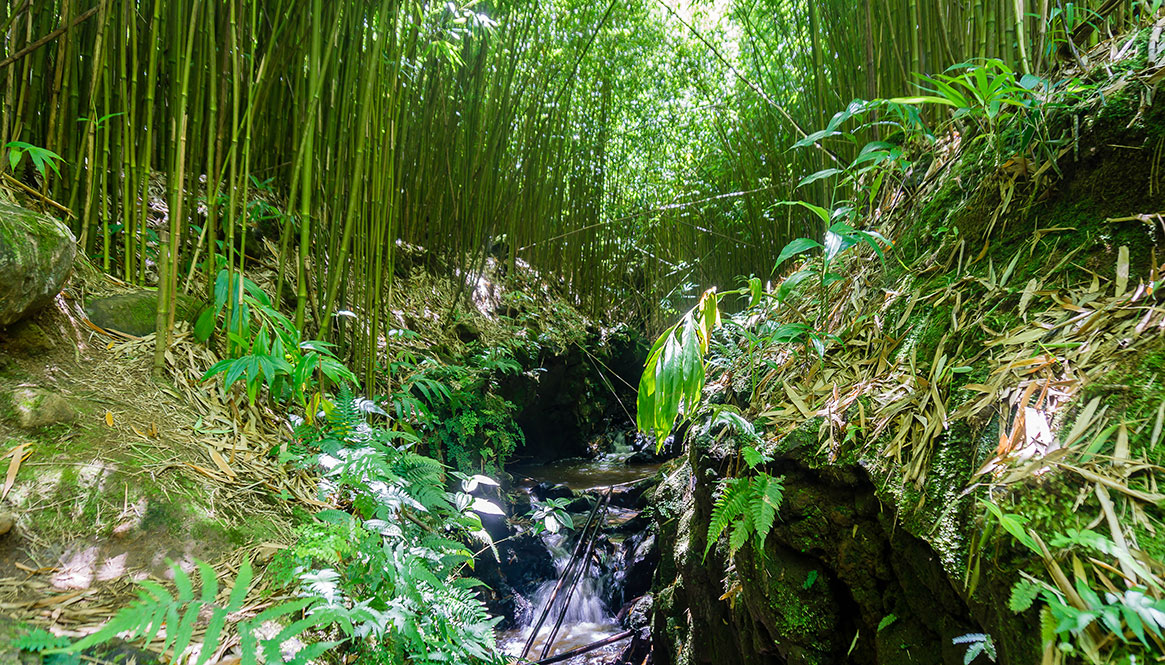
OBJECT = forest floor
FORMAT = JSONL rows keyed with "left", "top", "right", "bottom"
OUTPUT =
{"left": 0, "top": 267, "right": 301, "bottom": 663}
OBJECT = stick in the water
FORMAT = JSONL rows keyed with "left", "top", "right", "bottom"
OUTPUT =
{"left": 528, "top": 630, "right": 634, "bottom": 665}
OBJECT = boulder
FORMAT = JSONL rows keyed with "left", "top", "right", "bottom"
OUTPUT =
{"left": 84, "top": 291, "right": 202, "bottom": 337}
{"left": 10, "top": 387, "right": 76, "bottom": 428}
{"left": 530, "top": 482, "right": 574, "bottom": 501}
{"left": 0, "top": 202, "right": 75, "bottom": 326}
{"left": 2, "top": 320, "right": 54, "bottom": 356}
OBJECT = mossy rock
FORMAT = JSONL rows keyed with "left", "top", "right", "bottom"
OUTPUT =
{"left": 9, "top": 387, "right": 76, "bottom": 429}
{"left": 0, "top": 202, "right": 76, "bottom": 327}
{"left": 84, "top": 291, "right": 202, "bottom": 337}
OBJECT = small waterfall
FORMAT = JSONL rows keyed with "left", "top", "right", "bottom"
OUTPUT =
{"left": 500, "top": 496, "right": 622, "bottom": 663}
{"left": 499, "top": 452, "right": 662, "bottom": 664}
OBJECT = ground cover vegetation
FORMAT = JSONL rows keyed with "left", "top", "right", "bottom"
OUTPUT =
{"left": 1, "top": 0, "right": 1164, "bottom": 663}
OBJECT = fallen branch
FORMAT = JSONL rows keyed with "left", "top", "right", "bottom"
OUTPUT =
{"left": 528, "top": 630, "right": 633, "bottom": 665}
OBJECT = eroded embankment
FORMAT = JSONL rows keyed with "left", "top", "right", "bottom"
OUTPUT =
{"left": 647, "top": 58, "right": 1165, "bottom": 665}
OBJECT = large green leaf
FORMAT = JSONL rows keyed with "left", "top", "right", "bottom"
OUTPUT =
{"left": 773, "top": 237, "right": 824, "bottom": 273}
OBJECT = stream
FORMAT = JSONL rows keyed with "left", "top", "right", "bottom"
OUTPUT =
{"left": 499, "top": 453, "right": 662, "bottom": 665}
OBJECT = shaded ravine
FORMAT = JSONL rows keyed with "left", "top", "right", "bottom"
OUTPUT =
{"left": 500, "top": 453, "right": 662, "bottom": 664}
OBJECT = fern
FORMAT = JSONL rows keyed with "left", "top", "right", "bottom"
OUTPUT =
{"left": 57, "top": 559, "right": 323, "bottom": 665}
{"left": 14, "top": 628, "right": 71, "bottom": 652}
{"left": 1009, "top": 579, "right": 1040, "bottom": 613}
{"left": 952, "top": 633, "right": 996, "bottom": 664}
{"left": 705, "top": 472, "right": 785, "bottom": 559}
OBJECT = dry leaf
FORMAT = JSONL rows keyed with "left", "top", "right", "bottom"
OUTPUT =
{"left": 1116, "top": 245, "right": 1130, "bottom": 298}
{"left": 1, "top": 443, "right": 30, "bottom": 502}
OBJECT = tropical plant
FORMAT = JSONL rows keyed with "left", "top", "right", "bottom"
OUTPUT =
{"left": 272, "top": 390, "right": 504, "bottom": 664}
{"left": 637, "top": 288, "right": 723, "bottom": 450}
{"left": 704, "top": 427, "right": 785, "bottom": 560}
{"left": 890, "top": 59, "right": 1041, "bottom": 161}
{"left": 529, "top": 497, "right": 576, "bottom": 535}
{"left": 50, "top": 558, "right": 328, "bottom": 665}
{"left": 952, "top": 633, "right": 997, "bottom": 664}
{"left": 198, "top": 268, "right": 356, "bottom": 407}
{"left": 4, "top": 141, "right": 63, "bottom": 180}
{"left": 763, "top": 203, "right": 890, "bottom": 356}
{"left": 985, "top": 500, "right": 1165, "bottom": 661}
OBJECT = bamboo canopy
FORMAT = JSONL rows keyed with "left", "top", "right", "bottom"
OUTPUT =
{"left": 0, "top": 0, "right": 1150, "bottom": 388}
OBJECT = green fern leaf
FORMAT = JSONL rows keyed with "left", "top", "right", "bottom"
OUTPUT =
{"left": 750, "top": 476, "right": 777, "bottom": 547}
{"left": 172, "top": 561, "right": 194, "bottom": 600}
{"left": 228, "top": 559, "right": 253, "bottom": 612}
{"left": 729, "top": 518, "right": 750, "bottom": 553}
{"left": 14, "top": 628, "right": 70, "bottom": 652}
{"left": 196, "top": 609, "right": 227, "bottom": 665}
{"left": 1009, "top": 579, "right": 1039, "bottom": 613}
{"left": 198, "top": 560, "right": 219, "bottom": 605}
{"left": 705, "top": 478, "right": 750, "bottom": 558}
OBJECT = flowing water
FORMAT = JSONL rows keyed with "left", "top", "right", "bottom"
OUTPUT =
{"left": 500, "top": 454, "right": 660, "bottom": 664}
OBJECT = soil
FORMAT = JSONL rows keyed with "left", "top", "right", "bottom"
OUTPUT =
{"left": 0, "top": 277, "right": 292, "bottom": 638}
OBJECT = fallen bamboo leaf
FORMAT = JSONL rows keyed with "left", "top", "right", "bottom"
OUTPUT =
{"left": 1152, "top": 401, "right": 1165, "bottom": 449}
{"left": 1, "top": 443, "right": 30, "bottom": 502}
{"left": 1058, "top": 463, "right": 1165, "bottom": 505}
{"left": 1116, "top": 246, "right": 1130, "bottom": 298}
{"left": 1063, "top": 397, "right": 1102, "bottom": 448}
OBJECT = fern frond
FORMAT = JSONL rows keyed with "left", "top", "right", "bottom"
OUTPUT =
{"left": 705, "top": 478, "right": 751, "bottom": 558}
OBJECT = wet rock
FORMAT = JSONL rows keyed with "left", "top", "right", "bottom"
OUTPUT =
{"left": 624, "top": 532, "right": 658, "bottom": 601}
{"left": 531, "top": 482, "right": 574, "bottom": 502}
{"left": 84, "top": 291, "right": 202, "bottom": 337}
{"left": 566, "top": 494, "right": 595, "bottom": 513}
{"left": 618, "top": 594, "right": 654, "bottom": 665}
{"left": 10, "top": 386, "right": 76, "bottom": 428}
{"left": 609, "top": 476, "right": 655, "bottom": 509}
{"left": 0, "top": 202, "right": 75, "bottom": 326}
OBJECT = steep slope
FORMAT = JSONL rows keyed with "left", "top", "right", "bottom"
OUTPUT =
{"left": 649, "top": 37, "right": 1165, "bottom": 665}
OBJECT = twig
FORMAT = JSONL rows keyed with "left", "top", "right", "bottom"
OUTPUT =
{"left": 528, "top": 630, "right": 633, "bottom": 665}
{"left": 1, "top": 172, "right": 75, "bottom": 218}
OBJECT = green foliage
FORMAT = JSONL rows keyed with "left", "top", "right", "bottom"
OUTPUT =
{"left": 273, "top": 390, "right": 503, "bottom": 665}
{"left": 705, "top": 470, "right": 785, "bottom": 560}
{"left": 704, "top": 422, "right": 785, "bottom": 561}
{"left": 637, "top": 288, "right": 722, "bottom": 450}
{"left": 5, "top": 141, "right": 63, "bottom": 180}
{"left": 199, "top": 268, "right": 355, "bottom": 406}
{"left": 987, "top": 500, "right": 1165, "bottom": 660}
{"left": 952, "top": 633, "right": 997, "bottom": 664}
{"left": 747, "top": 208, "right": 891, "bottom": 359}
{"left": 529, "top": 497, "right": 576, "bottom": 535}
{"left": 391, "top": 349, "right": 524, "bottom": 474}
{"left": 14, "top": 628, "right": 71, "bottom": 652}
{"left": 54, "top": 559, "right": 324, "bottom": 665}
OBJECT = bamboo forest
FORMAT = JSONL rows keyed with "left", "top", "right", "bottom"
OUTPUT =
{"left": 3, "top": 0, "right": 1165, "bottom": 663}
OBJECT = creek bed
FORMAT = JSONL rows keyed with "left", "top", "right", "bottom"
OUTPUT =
{"left": 499, "top": 454, "right": 660, "bottom": 664}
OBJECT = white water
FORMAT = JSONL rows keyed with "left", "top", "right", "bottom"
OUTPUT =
{"left": 501, "top": 530, "right": 623, "bottom": 663}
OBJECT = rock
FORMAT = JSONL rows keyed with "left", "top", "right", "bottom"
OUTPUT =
{"left": 10, "top": 387, "right": 76, "bottom": 428}
{"left": 566, "top": 494, "right": 595, "bottom": 513}
{"left": 1, "top": 320, "right": 54, "bottom": 356}
{"left": 531, "top": 482, "right": 574, "bottom": 502}
{"left": 0, "top": 512, "right": 14, "bottom": 536}
{"left": 617, "top": 594, "right": 654, "bottom": 665}
{"left": 84, "top": 291, "right": 202, "bottom": 337}
{"left": 0, "top": 202, "right": 75, "bottom": 326}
